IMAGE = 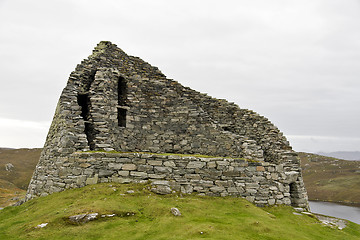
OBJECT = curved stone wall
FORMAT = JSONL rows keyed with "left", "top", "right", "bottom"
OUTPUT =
{"left": 26, "top": 152, "right": 308, "bottom": 209}
{"left": 26, "top": 41, "right": 308, "bottom": 209}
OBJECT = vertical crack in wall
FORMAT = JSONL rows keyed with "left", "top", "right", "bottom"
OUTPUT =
{"left": 77, "top": 70, "right": 98, "bottom": 150}
{"left": 117, "top": 76, "right": 127, "bottom": 127}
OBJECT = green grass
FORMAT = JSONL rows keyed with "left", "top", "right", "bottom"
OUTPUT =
{"left": 0, "top": 183, "right": 359, "bottom": 240}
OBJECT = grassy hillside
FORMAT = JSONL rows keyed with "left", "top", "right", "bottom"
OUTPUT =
{"left": 299, "top": 152, "right": 360, "bottom": 205}
{"left": 0, "top": 182, "right": 359, "bottom": 240}
{"left": 0, "top": 148, "right": 41, "bottom": 189}
{"left": 0, "top": 179, "right": 25, "bottom": 207}
{"left": 0, "top": 148, "right": 41, "bottom": 207}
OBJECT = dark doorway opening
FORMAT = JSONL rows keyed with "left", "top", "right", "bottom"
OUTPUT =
{"left": 289, "top": 182, "right": 298, "bottom": 206}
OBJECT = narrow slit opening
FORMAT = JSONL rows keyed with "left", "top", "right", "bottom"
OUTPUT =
{"left": 118, "top": 76, "right": 127, "bottom": 127}
{"left": 118, "top": 76, "right": 127, "bottom": 106}
{"left": 118, "top": 108, "right": 127, "bottom": 127}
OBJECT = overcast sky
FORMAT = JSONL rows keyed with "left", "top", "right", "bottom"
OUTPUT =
{"left": 0, "top": 0, "right": 359, "bottom": 153}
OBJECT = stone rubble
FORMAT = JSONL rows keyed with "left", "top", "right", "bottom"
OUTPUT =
{"left": 68, "top": 213, "right": 99, "bottom": 224}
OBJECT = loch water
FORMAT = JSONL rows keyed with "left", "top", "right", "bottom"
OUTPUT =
{"left": 309, "top": 201, "right": 360, "bottom": 224}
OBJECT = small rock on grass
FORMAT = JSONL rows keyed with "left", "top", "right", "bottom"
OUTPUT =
{"left": 36, "top": 223, "right": 48, "bottom": 228}
{"left": 69, "top": 213, "right": 98, "bottom": 224}
{"left": 171, "top": 207, "right": 181, "bottom": 216}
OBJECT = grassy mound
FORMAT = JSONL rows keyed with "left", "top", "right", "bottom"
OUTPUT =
{"left": 0, "top": 183, "right": 359, "bottom": 240}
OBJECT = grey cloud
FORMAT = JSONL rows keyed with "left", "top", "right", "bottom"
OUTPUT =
{"left": 0, "top": 0, "right": 359, "bottom": 151}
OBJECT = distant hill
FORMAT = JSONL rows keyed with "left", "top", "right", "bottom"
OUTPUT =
{"left": 299, "top": 152, "right": 360, "bottom": 205}
{"left": 0, "top": 148, "right": 41, "bottom": 207}
{"left": 317, "top": 151, "right": 360, "bottom": 161}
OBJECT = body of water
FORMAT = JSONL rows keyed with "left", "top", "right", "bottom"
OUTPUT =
{"left": 309, "top": 201, "right": 360, "bottom": 224}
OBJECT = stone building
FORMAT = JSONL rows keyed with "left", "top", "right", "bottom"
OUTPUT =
{"left": 26, "top": 41, "right": 308, "bottom": 208}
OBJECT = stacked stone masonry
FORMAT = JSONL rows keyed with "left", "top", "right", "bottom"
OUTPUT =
{"left": 27, "top": 152, "right": 308, "bottom": 208}
{"left": 26, "top": 41, "right": 308, "bottom": 209}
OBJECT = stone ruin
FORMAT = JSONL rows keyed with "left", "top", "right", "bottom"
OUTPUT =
{"left": 26, "top": 41, "right": 308, "bottom": 208}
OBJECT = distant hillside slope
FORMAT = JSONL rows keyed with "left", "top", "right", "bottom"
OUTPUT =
{"left": 299, "top": 152, "right": 360, "bottom": 205}
{"left": 317, "top": 151, "right": 360, "bottom": 161}
{"left": 0, "top": 148, "right": 41, "bottom": 207}
{"left": 0, "top": 148, "right": 41, "bottom": 189}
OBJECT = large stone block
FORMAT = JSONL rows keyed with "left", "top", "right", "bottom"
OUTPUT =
{"left": 86, "top": 174, "right": 99, "bottom": 185}
{"left": 122, "top": 164, "right": 137, "bottom": 171}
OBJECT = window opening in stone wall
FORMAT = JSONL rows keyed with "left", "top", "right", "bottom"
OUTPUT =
{"left": 118, "top": 76, "right": 127, "bottom": 106}
{"left": 117, "top": 76, "right": 127, "bottom": 127}
{"left": 77, "top": 93, "right": 98, "bottom": 150}
{"left": 76, "top": 70, "right": 98, "bottom": 150}
{"left": 118, "top": 108, "right": 127, "bottom": 127}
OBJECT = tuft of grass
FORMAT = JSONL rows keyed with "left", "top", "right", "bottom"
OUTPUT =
{"left": 0, "top": 183, "right": 359, "bottom": 240}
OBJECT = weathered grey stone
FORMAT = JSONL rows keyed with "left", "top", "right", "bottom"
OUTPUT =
{"left": 108, "top": 163, "right": 123, "bottom": 170}
{"left": 187, "top": 161, "right": 205, "bottom": 169}
{"left": 122, "top": 164, "right": 137, "bottom": 171}
{"left": 76, "top": 175, "right": 87, "bottom": 185}
{"left": 163, "top": 161, "right": 176, "bottom": 167}
{"left": 147, "top": 160, "right": 163, "bottom": 166}
{"left": 154, "top": 166, "right": 172, "bottom": 174}
{"left": 284, "top": 171, "right": 299, "bottom": 183}
{"left": 5, "top": 163, "right": 14, "bottom": 171}
{"left": 170, "top": 207, "right": 181, "bottom": 216}
{"left": 151, "top": 185, "right": 172, "bottom": 195}
{"left": 210, "top": 186, "right": 225, "bottom": 193}
{"left": 181, "top": 184, "right": 194, "bottom": 194}
{"left": 112, "top": 177, "right": 131, "bottom": 183}
{"left": 99, "top": 169, "right": 114, "bottom": 177}
{"left": 268, "top": 198, "right": 276, "bottom": 205}
{"left": 246, "top": 196, "right": 255, "bottom": 202}
{"left": 148, "top": 174, "right": 166, "bottom": 179}
{"left": 24, "top": 42, "right": 309, "bottom": 210}
{"left": 79, "top": 163, "right": 91, "bottom": 168}
{"left": 245, "top": 183, "right": 259, "bottom": 189}
{"left": 85, "top": 174, "right": 98, "bottom": 185}
{"left": 138, "top": 165, "right": 154, "bottom": 172}
{"left": 130, "top": 171, "right": 148, "bottom": 178}
{"left": 118, "top": 170, "right": 129, "bottom": 176}
{"left": 69, "top": 213, "right": 98, "bottom": 224}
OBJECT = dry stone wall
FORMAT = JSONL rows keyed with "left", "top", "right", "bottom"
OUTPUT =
{"left": 35, "top": 41, "right": 292, "bottom": 161}
{"left": 26, "top": 152, "right": 308, "bottom": 208}
{"left": 26, "top": 41, "right": 308, "bottom": 208}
